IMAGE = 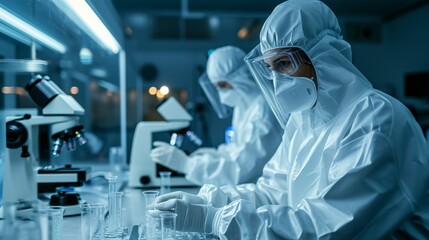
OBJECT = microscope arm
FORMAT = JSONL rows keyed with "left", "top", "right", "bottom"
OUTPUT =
{"left": 129, "top": 121, "right": 190, "bottom": 187}
{"left": 2, "top": 116, "right": 82, "bottom": 204}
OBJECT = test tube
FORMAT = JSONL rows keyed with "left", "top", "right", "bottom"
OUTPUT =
{"left": 159, "top": 171, "right": 172, "bottom": 195}
{"left": 142, "top": 190, "right": 159, "bottom": 240}
{"left": 160, "top": 212, "right": 177, "bottom": 240}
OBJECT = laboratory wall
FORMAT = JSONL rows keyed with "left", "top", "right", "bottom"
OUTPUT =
{"left": 351, "top": 4, "right": 429, "bottom": 102}
{"left": 349, "top": 4, "right": 429, "bottom": 132}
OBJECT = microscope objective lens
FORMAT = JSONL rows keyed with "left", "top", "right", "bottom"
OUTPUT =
{"left": 75, "top": 131, "right": 88, "bottom": 145}
{"left": 52, "top": 138, "right": 64, "bottom": 157}
{"left": 67, "top": 138, "right": 76, "bottom": 151}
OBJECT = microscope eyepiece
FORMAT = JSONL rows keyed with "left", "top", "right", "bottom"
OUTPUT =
{"left": 25, "top": 74, "right": 61, "bottom": 109}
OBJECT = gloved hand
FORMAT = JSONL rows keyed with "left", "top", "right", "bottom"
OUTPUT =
{"left": 150, "top": 141, "right": 189, "bottom": 173}
{"left": 149, "top": 191, "right": 218, "bottom": 233}
{"left": 190, "top": 147, "right": 218, "bottom": 156}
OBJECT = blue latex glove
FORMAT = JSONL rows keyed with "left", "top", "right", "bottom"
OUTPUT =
{"left": 149, "top": 191, "right": 218, "bottom": 233}
{"left": 150, "top": 141, "right": 189, "bottom": 173}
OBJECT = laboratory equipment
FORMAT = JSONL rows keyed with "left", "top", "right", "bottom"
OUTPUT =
{"left": 37, "top": 164, "right": 91, "bottom": 194}
{"left": 142, "top": 190, "right": 159, "bottom": 240}
{"left": 105, "top": 175, "right": 128, "bottom": 237}
{"left": 39, "top": 206, "right": 65, "bottom": 240}
{"left": 109, "top": 146, "right": 123, "bottom": 175}
{"left": 106, "top": 192, "right": 127, "bottom": 238}
{"left": 81, "top": 203, "right": 107, "bottom": 240}
{"left": 169, "top": 128, "right": 203, "bottom": 149}
{"left": 107, "top": 175, "right": 118, "bottom": 194}
{"left": 1, "top": 74, "right": 90, "bottom": 218}
{"left": 160, "top": 212, "right": 177, "bottom": 240}
{"left": 129, "top": 97, "right": 196, "bottom": 187}
{"left": 159, "top": 171, "right": 171, "bottom": 195}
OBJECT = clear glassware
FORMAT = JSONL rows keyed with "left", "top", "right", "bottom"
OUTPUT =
{"left": 109, "top": 146, "right": 123, "bottom": 175}
{"left": 39, "top": 206, "right": 65, "bottom": 240}
{"left": 81, "top": 203, "right": 106, "bottom": 240}
{"left": 142, "top": 190, "right": 160, "bottom": 240}
{"left": 105, "top": 191, "right": 128, "bottom": 238}
{"left": 159, "top": 171, "right": 171, "bottom": 195}
{"left": 106, "top": 175, "right": 118, "bottom": 195}
{"left": 160, "top": 212, "right": 177, "bottom": 240}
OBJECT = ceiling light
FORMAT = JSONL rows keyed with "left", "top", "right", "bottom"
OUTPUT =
{"left": 0, "top": 6, "right": 67, "bottom": 53}
{"left": 159, "top": 86, "right": 170, "bottom": 95}
{"left": 52, "top": 0, "right": 121, "bottom": 54}
{"left": 79, "top": 47, "right": 93, "bottom": 65}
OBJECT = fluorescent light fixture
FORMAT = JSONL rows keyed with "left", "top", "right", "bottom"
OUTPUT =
{"left": 0, "top": 6, "right": 67, "bottom": 54}
{"left": 52, "top": 0, "right": 121, "bottom": 54}
{"left": 0, "top": 23, "right": 32, "bottom": 46}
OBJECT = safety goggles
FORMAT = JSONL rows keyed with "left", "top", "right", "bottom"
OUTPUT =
{"left": 248, "top": 48, "right": 309, "bottom": 79}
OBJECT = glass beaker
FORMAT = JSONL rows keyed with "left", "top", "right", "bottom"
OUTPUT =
{"left": 159, "top": 171, "right": 171, "bottom": 195}
{"left": 81, "top": 203, "right": 106, "bottom": 240}
{"left": 160, "top": 212, "right": 177, "bottom": 240}
{"left": 142, "top": 190, "right": 159, "bottom": 211}
{"left": 39, "top": 206, "right": 65, "bottom": 240}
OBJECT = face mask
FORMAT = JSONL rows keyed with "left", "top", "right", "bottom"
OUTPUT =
{"left": 218, "top": 89, "right": 240, "bottom": 107}
{"left": 273, "top": 74, "right": 317, "bottom": 114}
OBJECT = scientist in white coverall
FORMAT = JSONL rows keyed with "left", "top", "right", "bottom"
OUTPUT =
{"left": 150, "top": 0, "right": 429, "bottom": 239}
{"left": 150, "top": 46, "right": 283, "bottom": 186}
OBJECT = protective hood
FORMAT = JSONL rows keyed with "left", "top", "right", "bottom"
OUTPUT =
{"left": 207, "top": 46, "right": 260, "bottom": 106}
{"left": 254, "top": 0, "right": 373, "bottom": 128}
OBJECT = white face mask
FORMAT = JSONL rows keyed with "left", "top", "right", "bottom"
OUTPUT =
{"left": 273, "top": 74, "right": 317, "bottom": 114}
{"left": 218, "top": 89, "right": 240, "bottom": 107}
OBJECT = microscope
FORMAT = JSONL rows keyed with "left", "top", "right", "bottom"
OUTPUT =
{"left": 129, "top": 97, "right": 201, "bottom": 188}
{"left": 1, "top": 75, "right": 90, "bottom": 217}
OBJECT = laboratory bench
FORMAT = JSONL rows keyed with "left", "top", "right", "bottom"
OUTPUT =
{"left": 0, "top": 168, "right": 215, "bottom": 240}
